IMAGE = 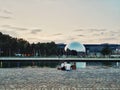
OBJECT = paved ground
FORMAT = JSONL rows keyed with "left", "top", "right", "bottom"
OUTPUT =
{"left": 0, "top": 67, "right": 120, "bottom": 90}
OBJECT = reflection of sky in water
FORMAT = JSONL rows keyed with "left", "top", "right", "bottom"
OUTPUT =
{"left": 65, "top": 42, "right": 86, "bottom": 52}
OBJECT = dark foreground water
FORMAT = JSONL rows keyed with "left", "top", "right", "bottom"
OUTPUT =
{"left": 0, "top": 60, "right": 119, "bottom": 68}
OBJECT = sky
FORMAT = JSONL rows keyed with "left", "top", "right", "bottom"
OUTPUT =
{"left": 0, "top": 0, "right": 120, "bottom": 44}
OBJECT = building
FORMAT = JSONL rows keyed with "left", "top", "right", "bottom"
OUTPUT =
{"left": 57, "top": 43, "right": 120, "bottom": 57}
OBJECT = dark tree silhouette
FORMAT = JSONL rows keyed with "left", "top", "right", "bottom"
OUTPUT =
{"left": 101, "top": 45, "right": 112, "bottom": 56}
{"left": 0, "top": 32, "right": 60, "bottom": 57}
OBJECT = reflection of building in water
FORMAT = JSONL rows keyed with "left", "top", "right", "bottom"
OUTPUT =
{"left": 65, "top": 41, "right": 86, "bottom": 57}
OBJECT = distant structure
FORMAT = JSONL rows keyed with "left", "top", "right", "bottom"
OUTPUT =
{"left": 85, "top": 43, "right": 120, "bottom": 57}
{"left": 64, "top": 41, "right": 86, "bottom": 57}
{"left": 57, "top": 43, "right": 120, "bottom": 58}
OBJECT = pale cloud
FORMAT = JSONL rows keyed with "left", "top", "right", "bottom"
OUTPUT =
{"left": 31, "top": 29, "right": 42, "bottom": 34}
{"left": 0, "top": 29, "right": 18, "bottom": 37}
{"left": 99, "top": 37, "right": 118, "bottom": 44}
{"left": 88, "top": 29, "right": 107, "bottom": 32}
{"left": 0, "top": 16, "right": 12, "bottom": 19}
{"left": 0, "top": 9, "right": 13, "bottom": 19}
{"left": 92, "top": 33, "right": 100, "bottom": 36}
{"left": 77, "top": 34, "right": 84, "bottom": 37}
{"left": 2, "top": 25, "right": 28, "bottom": 31}
{"left": 52, "top": 33, "right": 63, "bottom": 36}
{"left": 0, "top": 9, "right": 12, "bottom": 14}
{"left": 73, "top": 29, "right": 84, "bottom": 32}
{"left": 66, "top": 36, "right": 77, "bottom": 41}
{"left": 100, "top": 32, "right": 104, "bottom": 35}
{"left": 3, "top": 9, "right": 12, "bottom": 14}
{"left": 73, "top": 28, "right": 107, "bottom": 35}
{"left": 0, "top": 0, "right": 119, "bottom": 44}
{"left": 27, "top": 37, "right": 40, "bottom": 42}
{"left": 109, "top": 30, "right": 120, "bottom": 34}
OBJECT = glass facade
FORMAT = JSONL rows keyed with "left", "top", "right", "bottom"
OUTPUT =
{"left": 65, "top": 41, "right": 86, "bottom": 52}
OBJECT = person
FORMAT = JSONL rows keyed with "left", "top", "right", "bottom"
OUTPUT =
{"left": 71, "top": 62, "right": 76, "bottom": 70}
{"left": 61, "top": 62, "right": 65, "bottom": 70}
{"left": 65, "top": 62, "right": 71, "bottom": 71}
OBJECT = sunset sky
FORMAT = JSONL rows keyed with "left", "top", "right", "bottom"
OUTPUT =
{"left": 0, "top": 0, "right": 120, "bottom": 44}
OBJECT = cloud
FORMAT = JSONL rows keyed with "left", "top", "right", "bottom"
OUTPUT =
{"left": 0, "top": 29, "right": 18, "bottom": 37}
{"left": 31, "top": 29, "right": 42, "bottom": 34}
{"left": 0, "top": 16, "right": 12, "bottom": 19}
{"left": 89, "top": 29, "right": 106, "bottom": 32}
{"left": 103, "top": 30, "right": 120, "bottom": 37}
{"left": 92, "top": 33, "right": 100, "bottom": 36}
{"left": 109, "top": 30, "right": 120, "bottom": 34}
{"left": 27, "top": 37, "right": 40, "bottom": 40}
{"left": 73, "top": 28, "right": 106, "bottom": 32}
{"left": 0, "top": 9, "right": 13, "bottom": 20}
{"left": 2, "top": 25, "right": 28, "bottom": 31}
{"left": 3, "top": 9, "right": 12, "bottom": 14}
{"left": 73, "top": 28, "right": 107, "bottom": 35}
{"left": 100, "top": 32, "right": 104, "bottom": 35}
{"left": 52, "top": 33, "right": 63, "bottom": 36}
{"left": 85, "top": 29, "right": 108, "bottom": 36}
{"left": 73, "top": 29, "right": 84, "bottom": 32}
{"left": 0, "top": 9, "right": 12, "bottom": 14}
{"left": 77, "top": 34, "right": 84, "bottom": 37}
{"left": 66, "top": 36, "right": 77, "bottom": 41}
{"left": 101, "top": 37, "right": 116, "bottom": 41}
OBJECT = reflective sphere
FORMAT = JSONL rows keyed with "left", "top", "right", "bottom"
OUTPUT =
{"left": 65, "top": 41, "right": 86, "bottom": 52}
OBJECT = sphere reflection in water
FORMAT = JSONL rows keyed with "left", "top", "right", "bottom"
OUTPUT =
{"left": 65, "top": 41, "right": 86, "bottom": 57}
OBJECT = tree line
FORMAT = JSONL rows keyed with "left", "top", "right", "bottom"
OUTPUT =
{"left": 0, "top": 32, "right": 113, "bottom": 57}
{"left": 0, "top": 32, "right": 63, "bottom": 57}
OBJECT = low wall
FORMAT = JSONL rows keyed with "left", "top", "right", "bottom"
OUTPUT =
{"left": 0, "top": 57, "right": 120, "bottom": 68}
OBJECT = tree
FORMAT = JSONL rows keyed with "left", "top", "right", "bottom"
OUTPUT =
{"left": 101, "top": 45, "right": 112, "bottom": 57}
{"left": 0, "top": 32, "right": 61, "bottom": 57}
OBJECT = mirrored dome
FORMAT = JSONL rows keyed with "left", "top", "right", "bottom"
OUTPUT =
{"left": 65, "top": 41, "right": 86, "bottom": 52}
